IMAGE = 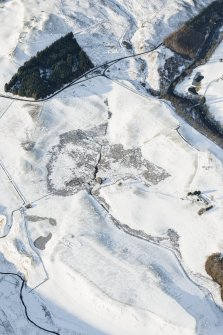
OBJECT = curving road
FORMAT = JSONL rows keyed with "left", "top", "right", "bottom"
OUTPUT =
{"left": 0, "top": 43, "right": 162, "bottom": 103}
{"left": 0, "top": 6, "right": 223, "bottom": 335}
{"left": 0, "top": 272, "right": 59, "bottom": 335}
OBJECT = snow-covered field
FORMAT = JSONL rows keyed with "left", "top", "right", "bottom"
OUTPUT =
{"left": 0, "top": 0, "right": 223, "bottom": 334}
{"left": 176, "top": 39, "right": 223, "bottom": 127}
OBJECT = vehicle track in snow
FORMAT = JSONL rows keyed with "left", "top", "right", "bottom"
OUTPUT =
{"left": 89, "top": 192, "right": 223, "bottom": 333}
{"left": 0, "top": 43, "right": 162, "bottom": 103}
{"left": 0, "top": 272, "right": 60, "bottom": 335}
{"left": 0, "top": 5, "right": 223, "bottom": 334}
{"left": 0, "top": 159, "right": 26, "bottom": 205}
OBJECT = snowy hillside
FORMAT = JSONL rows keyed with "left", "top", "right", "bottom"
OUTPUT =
{"left": 176, "top": 40, "right": 223, "bottom": 127}
{"left": 0, "top": 1, "right": 223, "bottom": 335}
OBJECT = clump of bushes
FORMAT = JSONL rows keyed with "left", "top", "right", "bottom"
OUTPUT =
{"left": 205, "top": 253, "right": 223, "bottom": 300}
{"left": 187, "top": 190, "right": 201, "bottom": 196}
{"left": 198, "top": 205, "right": 213, "bottom": 216}
{"left": 5, "top": 32, "right": 93, "bottom": 99}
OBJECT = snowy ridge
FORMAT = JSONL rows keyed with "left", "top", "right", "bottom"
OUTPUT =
{"left": 0, "top": 1, "right": 223, "bottom": 335}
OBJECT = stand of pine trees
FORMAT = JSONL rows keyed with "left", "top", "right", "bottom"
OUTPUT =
{"left": 5, "top": 32, "right": 93, "bottom": 99}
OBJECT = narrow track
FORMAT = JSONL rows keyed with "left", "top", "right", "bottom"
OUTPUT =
{"left": 164, "top": 18, "right": 223, "bottom": 148}
{"left": 0, "top": 5, "right": 222, "bottom": 334}
{"left": 0, "top": 160, "right": 26, "bottom": 205}
{"left": 0, "top": 43, "right": 162, "bottom": 103}
{"left": 0, "top": 272, "right": 59, "bottom": 334}
{"left": 90, "top": 192, "right": 223, "bottom": 315}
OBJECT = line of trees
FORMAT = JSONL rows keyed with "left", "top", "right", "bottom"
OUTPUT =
{"left": 5, "top": 32, "right": 94, "bottom": 99}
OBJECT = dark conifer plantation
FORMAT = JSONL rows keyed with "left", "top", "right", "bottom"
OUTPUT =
{"left": 5, "top": 32, "right": 93, "bottom": 99}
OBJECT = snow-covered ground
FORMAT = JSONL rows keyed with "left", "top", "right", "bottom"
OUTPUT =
{"left": 0, "top": 0, "right": 223, "bottom": 334}
{"left": 176, "top": 39, "right": 223, "bottom": 127}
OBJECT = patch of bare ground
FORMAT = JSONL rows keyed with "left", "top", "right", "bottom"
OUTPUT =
{"left": 164, "top": 27, "right": 204, "bottom": 59}
{"left": 205, "top": 253, "right": 223, "bottom": 300}
{"left": 164, "top": 0, "right": 223, "bottom": 59}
